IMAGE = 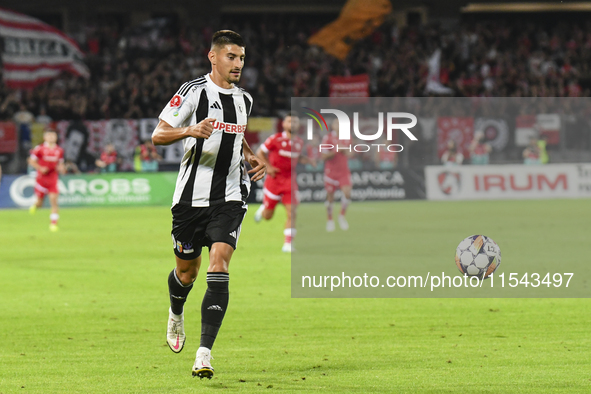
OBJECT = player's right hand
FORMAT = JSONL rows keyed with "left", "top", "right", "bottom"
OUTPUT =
{"left": 188, "top": 118, "right": 216, "bottom": 139}
{"left": 39, "top": 166, "right": 49, "bottom": 174}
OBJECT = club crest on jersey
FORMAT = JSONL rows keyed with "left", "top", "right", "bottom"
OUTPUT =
{"left": 238, "top": 104, "right": 244, "bottom": 114}
{"left": 170, "top": 95, "right": 182, "bottom": 108}
{"left": 212, "top": 120, "right": 247, "bottom": 134}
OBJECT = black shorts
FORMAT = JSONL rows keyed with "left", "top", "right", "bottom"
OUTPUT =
{"left": 171, "top": 201, "right": 247, "bottom": 260}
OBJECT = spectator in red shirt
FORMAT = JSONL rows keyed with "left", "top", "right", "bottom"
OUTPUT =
{"left": 441, "top": 140, "right": 464, "bottom": 166}
{"left": 523, "top": 137, "right": 541, "bottom": 165}
{"left": 96, "top": 143, "right": 119, "bottom": 173}
{"left": 138, "top": 140, "right": 162, "bottom": 172}
{"left": 469, "top": 131, "right": 492, "bottom": 165}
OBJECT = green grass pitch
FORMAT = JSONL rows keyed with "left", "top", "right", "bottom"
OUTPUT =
{"left": 0, "top": 200, "right": 590, "bottom": 393}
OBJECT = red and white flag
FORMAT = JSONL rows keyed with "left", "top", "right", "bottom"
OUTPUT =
{"left": 329, "top": 74, "right": 370, "bottom": 104}
{"left": 425, "top": 49, "right": 454, "bottom": 95}
{"left": 515, "top": 114, "right": 560, "bottom": 146}
{"left": 0, "top": 8, "right": 89, "bottom": 89}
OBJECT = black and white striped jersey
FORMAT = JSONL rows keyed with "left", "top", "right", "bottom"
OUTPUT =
{"left": 158, "top": 74, "right": 253, "bottom": 207}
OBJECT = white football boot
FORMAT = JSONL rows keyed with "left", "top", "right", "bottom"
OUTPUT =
{"left": 282, "top": 242, "right": 294, "bottom": 253}
{"left": 192, "top": 347, "right": 214, "bottom": 379}
{"left": 166, "top": 308, "right": 185, "bottom": 353}
{"left": 338, "top": 215, "right": 349, "bottom": 231}
{"left": 254, "top": 204, "right": 265, "bottom": 223}
{"left": 326, "top": 220, "right": 335, "bottom": 232}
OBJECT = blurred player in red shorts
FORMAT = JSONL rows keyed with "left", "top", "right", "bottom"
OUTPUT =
{"left": 254, "top": 113, "right": 314, "bottom": 252}
{"left": 28, "top": 129, "right": 65, "bottom": 232}
{"left": 322, "top": 119, "right": 352, "bottom": 232}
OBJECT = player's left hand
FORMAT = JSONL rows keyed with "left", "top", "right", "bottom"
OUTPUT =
{"left": 247, "top": 155, "right": 266, "bottom": 182}
{"left": 266, "top": 165, "right": 277, "bottom": 178}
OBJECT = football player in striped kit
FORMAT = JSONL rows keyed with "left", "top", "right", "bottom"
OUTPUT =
{"left": 152, "top": 30, "right": 266, "bottom": 379}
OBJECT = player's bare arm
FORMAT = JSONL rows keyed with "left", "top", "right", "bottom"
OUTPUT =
{"left": 27, "top": 156, "right": 48, "bottom": 174}
{"left": 321, "top": 151, "right": 336, "bottom": 160}
{"left": 152, "top": 118, "right": 216, "bottom": 145}
{"left": 243, "top": 139, "right": 266, "bottom": 182}
{"left": 299, "top": 155, "right": 317, "bottom": 167}
{"left": 27, "top": 155, "right": 38, "bottom": 169}
{"left": 340, "top": 146, "right": 355, "bottom": 157}
{"left": 255, "top": 146, "right": 276, "bottom": 177}
{"left": 57, "top": 161, "right": 66, "bottom": 175}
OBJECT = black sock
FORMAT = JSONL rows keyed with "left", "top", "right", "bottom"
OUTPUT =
{"left": 168, "top": 269, "right": 193, "bottom": 316}
{"left": 200, "top": 272, "right": 229, "bottom": 349}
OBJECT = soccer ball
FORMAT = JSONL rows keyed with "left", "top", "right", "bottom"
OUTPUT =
{"left": 455, "top": 235, "right": 501, "bottom": 279}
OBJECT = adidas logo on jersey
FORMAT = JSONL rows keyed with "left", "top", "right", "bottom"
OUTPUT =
{"left": 207, "top": 305, "right": 223, "bottom": 311}
{"left": 210, "top": 101, "right": 221, "bottom": 109}
{"left": 229, "top": 231, "right": 237, "bottom": 239}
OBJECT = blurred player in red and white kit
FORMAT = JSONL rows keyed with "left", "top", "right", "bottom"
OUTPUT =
{"left": 322, "top": 119, "right": 352, "bottom": 232}
{"left": 28, "top": 129, "right": 65, "bottom": 232}
{"left": 254, "top": 113, "right": 314, "bottom": 252}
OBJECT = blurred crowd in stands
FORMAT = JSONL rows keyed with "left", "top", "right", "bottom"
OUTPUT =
{"left": 1, "top": 15, "right": 591, "bottom": 123}
{"left": 3, "top": 14, "right": 591, "bottom": 173}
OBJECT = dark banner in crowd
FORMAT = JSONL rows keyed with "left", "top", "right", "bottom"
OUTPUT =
{"left": 55, "top": 119, "right": 143, "bottom": 172}
{"left": 436, "top": 113, "right": 562, "bottom": 158}
{"left": 50, "top": 118, "right": 273, "bottom": 172}
{"left": 295, "top": 169, "right": 425, "bottom": 202}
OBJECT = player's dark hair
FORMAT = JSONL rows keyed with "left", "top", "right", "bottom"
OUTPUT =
{"left": 211, "top": 30, "right": 245, "bottom": 49}
{"left": 285, "top": 111, "right": 299, "bottom": 119}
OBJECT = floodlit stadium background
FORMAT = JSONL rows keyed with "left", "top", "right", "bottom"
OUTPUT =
{"left": 3, "top": 1, "right": 591, "bottom": 205}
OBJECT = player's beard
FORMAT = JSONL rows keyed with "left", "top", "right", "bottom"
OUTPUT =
{"left": 228, "top": 70, "right": 241, "bottom": 83}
